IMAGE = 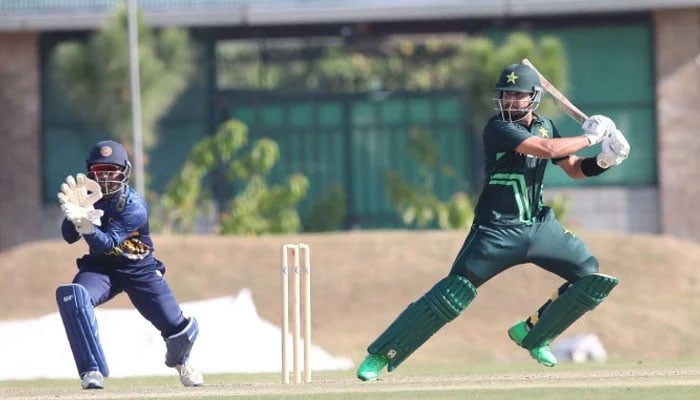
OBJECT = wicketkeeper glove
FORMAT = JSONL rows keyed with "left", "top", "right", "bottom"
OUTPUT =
{"left": 58, "top": 173, "right": 103, "bottom": 207}
{"left": 61, "top": 202, "right": 102, "bottom": 235}
{"left": 582, "top": 115, "right": 616, "bottom": 146}
{"left": 58, "top": 174, "right": 104, "bottom": 235}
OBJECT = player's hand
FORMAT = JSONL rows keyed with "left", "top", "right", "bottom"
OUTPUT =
{"left": 73, "top": 218, "right": 96, "bottom": 235}
{"left": 61, "top": 202, "right": 103, "bottom": 234}
{"left": 596, "top": 130, "right": 629, "bottom": 168}
{"left": 607, "top": 128, "right": 630, "bottom": 158}
{"left": 582, "top": 115, "right": 615, "bottom": 146}
{"left": 57, "top": 174, "right": 102, "bottom": 207}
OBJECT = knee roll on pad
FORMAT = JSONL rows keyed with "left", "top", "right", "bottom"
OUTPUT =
{"left": 56, "top": 284, "right": 110, "bottom": 377}
{"left": 367, "top": 275, "right": 476, "bottom": 371}
{"left": 165, "top": 317, "right": 199, "bottom": 367}
{"left": 572, "top": 273, "right": 619, "bottom": 304}
{"left": 522, "top": 273, "right": 618, "bottom": 349}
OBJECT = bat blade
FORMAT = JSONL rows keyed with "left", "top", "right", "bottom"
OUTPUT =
{"left": 521, "top": 58, "right": 588, "bottom": 124}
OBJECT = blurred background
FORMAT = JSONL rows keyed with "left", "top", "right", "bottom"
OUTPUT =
{"left": 1, "top": 0, "right": 699, "bottom": 250}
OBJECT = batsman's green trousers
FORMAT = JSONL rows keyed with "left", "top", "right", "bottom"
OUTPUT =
{"left": 450, "top": 207, "right": 598, "bottom": 288}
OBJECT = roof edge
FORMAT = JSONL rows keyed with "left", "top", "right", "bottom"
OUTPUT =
{"left": 0, "top": 0, "right": 698, "bottom": 32}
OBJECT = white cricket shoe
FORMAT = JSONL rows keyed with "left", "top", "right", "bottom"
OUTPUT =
{"left": 80, "top": 370, "right": 104, "bottom": 389}
{"left": 175, "top": 362, "right": 203, "bottom": 387}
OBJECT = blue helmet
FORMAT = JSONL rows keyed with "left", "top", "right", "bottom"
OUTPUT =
{"left": 85, "top": 140, "right": 131, "bottom": 196}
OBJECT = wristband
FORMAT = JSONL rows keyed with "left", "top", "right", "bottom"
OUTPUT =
{"left": 581, "top": 157, "right": 608, "bottom": 177}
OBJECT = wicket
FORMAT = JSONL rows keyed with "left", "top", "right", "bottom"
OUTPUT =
{"left": 280, "top": 243, "right": 312, "bottom": 384}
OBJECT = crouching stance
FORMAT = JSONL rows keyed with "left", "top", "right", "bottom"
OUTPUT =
{"left": 357, "top": 62, "right": 628, "bottom": 381}
{"left": 56, "top": 140, "right": 203, "bottom": 389}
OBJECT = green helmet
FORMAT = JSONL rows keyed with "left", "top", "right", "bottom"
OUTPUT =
{"left": 495, "top": 63, "right": 541, "bottom": 93}
{"left": 493, "top": 63, "right": 543, "bottom": 121}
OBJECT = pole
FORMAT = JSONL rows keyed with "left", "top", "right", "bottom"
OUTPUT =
{"left": 127, "top": 0, "right": 145, "bottom": 194}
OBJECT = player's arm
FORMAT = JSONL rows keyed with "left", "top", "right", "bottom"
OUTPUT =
{"left": 556, "top": 153, "right": 615, "bottom": 180}
{"left": 515, "top": 114, "right": 615, "bottom": 159}
{"left": 83, "top": 203, "right": 147, "bottom": 254}
{"left": 515, "top": 135, "right": 590, "bottom": 159}
{"left": 556, "top": 128, "right": 631, "bottom": 179}
{"left": 554, "top": 155, "right": 587, "bottom": 179}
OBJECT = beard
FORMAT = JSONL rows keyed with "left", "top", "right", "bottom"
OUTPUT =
{"left": 503, "top": 108, "right": 528, "bottom": 122}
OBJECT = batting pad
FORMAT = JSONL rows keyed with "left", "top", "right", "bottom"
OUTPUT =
{"left": 368, "top": 275, "right": 476, "bottom": 371}
{"left": 521, "top": 273, "right": 619, "bottom": 349}
{"left": 165, "top": 317, "right": 199, "bottom": 367}
{"left": 56, "top": 284, "right": 110, "bottom": 377}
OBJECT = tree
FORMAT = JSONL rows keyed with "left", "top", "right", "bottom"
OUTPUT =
{"left": 158, "top": 119, "right": 309, "bottom": 235}
{"left": 51, "top": 3, "right": 196, "bottom": 152}
{"left": 385, "top": 127, "right": 474, "bottom": 229}
{"left": 217, "top": 33, "right": 567, "bottom": 115}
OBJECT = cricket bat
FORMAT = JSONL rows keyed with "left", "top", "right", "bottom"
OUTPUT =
{"left": 521, "top": 58, "right": 588, "bottom": 124}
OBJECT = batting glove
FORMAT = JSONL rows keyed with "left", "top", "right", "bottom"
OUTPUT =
{"left": 596, "top": 129, "right": 630, "bottom": 168}
{"left": 608, "top": 128, "right": 630, "bottom": 158}
{"left": 582, "top": 115, "right": 615, "bottom": 146}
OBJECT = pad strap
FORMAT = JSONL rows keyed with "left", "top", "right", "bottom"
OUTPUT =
{"left": 56, "top": 284, "right": 110, "bottom": 377}
{"left": 367, "top": 275, "right": 476, "bottom": 371}
{"left": 521, "top": 273, "right": 618, "bottom": 349}
{"left": 165, "top": 317, "right": 199, "bottom": 367}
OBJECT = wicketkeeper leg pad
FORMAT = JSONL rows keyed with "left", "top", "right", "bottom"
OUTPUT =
{"left": 367, "top": 275, "right": 476, "bottom": 371}
{"left": 165, "top": 317, "right": 199, "bottom": 367}
{"left": 521, "top": 273, "right": 618, "bottom": 349}
{"left": 56, "top": 284, "right": 110, "bottom": 377}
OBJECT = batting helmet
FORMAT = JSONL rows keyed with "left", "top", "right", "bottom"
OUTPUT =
{"left": 85, "top": 140, "right": 131, "bottom": 196}
{"left": 495, "top": 63, "right": 542, "bottom": 93}
{"left": 493, "top": 63, "right": 543, "bottom": 121}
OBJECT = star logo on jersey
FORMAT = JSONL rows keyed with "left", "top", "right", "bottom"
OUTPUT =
{"left": 538, "top": 127, "right": 550, "bottom": 138}
{"left": 506, "top": 71, "right": 519, "bottom": 85}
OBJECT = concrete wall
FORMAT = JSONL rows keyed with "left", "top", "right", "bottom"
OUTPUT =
{"left": 0, "top": 32, "right": 42, "bottom": 250}
{"left": 546, "top": 187, "right": 659, "bottom": 234}
{"left": 655, "top": 9, "right": 700, "bottom": 240}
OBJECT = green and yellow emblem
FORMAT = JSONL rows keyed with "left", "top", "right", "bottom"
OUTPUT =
{"left": 506, "top": 71, "right": 519, "bottom": 85}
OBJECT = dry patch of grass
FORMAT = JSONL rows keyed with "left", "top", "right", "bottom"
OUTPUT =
{"left": 1, "top": 230, "right": 699, "bottom": 365}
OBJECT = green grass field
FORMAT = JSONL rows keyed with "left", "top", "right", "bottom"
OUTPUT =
{"left": 2, "top": 361, "right": 699, "bottom": 400}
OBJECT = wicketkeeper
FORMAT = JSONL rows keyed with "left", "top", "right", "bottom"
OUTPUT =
{"left": 357, "top": 62, "right": 630, "bottom": 381}
{"left": 56, "top": 140, "right": 203, "bottom": 389}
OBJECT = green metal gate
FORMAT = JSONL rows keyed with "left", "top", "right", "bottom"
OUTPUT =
{"left": 214, "top": 89, "right": 474, "bottom": 228}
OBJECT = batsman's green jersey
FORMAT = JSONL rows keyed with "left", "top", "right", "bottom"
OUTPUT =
{"left": 450, "top": 115, "right": 598, "bottom": 287}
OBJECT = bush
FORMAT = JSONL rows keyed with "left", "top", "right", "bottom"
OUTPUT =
{"left": 303, "top": 183, "right": 348, "bottom": 232}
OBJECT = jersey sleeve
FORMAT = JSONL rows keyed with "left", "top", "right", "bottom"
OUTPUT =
{"left": 82, "top": 198, "right": 148, "bottom": 254}
{"left": 61, "top": 218, "right": 81, "bottom": 244}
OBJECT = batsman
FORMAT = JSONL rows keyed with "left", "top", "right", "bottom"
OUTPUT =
{"left": 56, "top": 140, "right": 203, "bottom": 389}
{"left": 357, "top": 62, "right": 630, "bottom": 380}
